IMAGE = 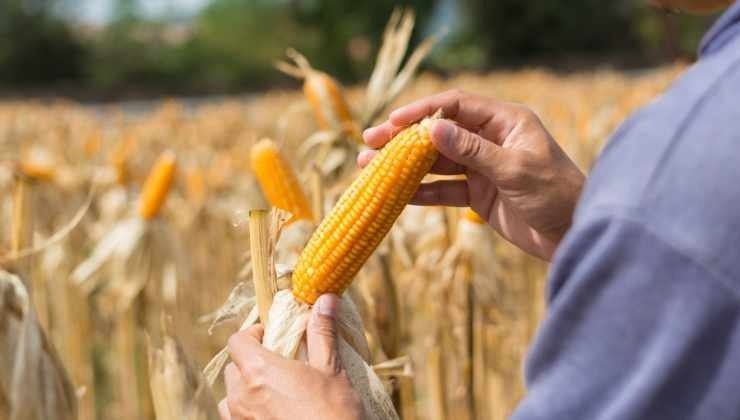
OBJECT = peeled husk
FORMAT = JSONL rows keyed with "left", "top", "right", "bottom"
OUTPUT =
{"left": 0, "top": 271, "right": 77, "bottom": 420}
{"left": 263, "top": 290, "right": 397, "bottom": 420}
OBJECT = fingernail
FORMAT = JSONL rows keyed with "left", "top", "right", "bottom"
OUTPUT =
{"left": 315, "top": 294, "right": 339, "bottom": 318}
{"left": 432, "top": 120, "right": 455, "bottom": 148}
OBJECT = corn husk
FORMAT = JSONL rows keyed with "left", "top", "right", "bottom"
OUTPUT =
{"left": 263, "top": 290, "right": 397, "bottom": 420}
{"left": 148, "top": 335, "right": 219, "bottom": 420}
{"left": 0, "top": 271, "right": 77, "bottom": 420}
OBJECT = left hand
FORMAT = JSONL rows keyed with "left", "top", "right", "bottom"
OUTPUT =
{"left": 218, "top": 294, "right": 362, "bottom": 420}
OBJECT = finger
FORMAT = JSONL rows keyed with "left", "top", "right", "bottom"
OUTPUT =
{"left": 363, "top": 121, "right": 405, "bottom": 149}
{"left": 224, "top": 362, "right": 242, "bottom": 393}
{"left": 218, "top": 399, "right": 232, "bottom": 420}
{"left": 410, "top": 180, "right": 469, "bottom": 206}
{"left": 224, "top": 363, "right": 247, "bottom": 420}
{"left": 389, "top": 90, "right": 506, "bottom": 131}
{"left": 245, "top": 324, "right": 264, "bottom": 342}
{"left": 430, "top": 120, "right": 503, "bottom": 179}
{"left": 356, "top": 149, "right": 377, "bottom": 168}
{"left": 359, "top": 149, "right": 464, "bottom": 175}
{"left": 307, "top": 294, "right": 342, "bottom": 374}
{"left": 430, "top": 155, "right": 466, "bottom": 175}
{"left": 226, "top": 325, "right": 266, "bottom": 370}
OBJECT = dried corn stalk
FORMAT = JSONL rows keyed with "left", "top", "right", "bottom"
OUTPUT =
{"left": 0, "top": 271, "right": 77, "bottom": 420}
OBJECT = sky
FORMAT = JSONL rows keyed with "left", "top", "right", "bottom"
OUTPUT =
{"left": 71, "top": 0, "right": 210, "bottom": 23}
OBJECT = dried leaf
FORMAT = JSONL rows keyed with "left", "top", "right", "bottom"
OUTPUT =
{"left": 148, "top": 335, "right": 219, "bottom": 420}
{"left": 0, "top": 271, "right": 77, "bottom": 420}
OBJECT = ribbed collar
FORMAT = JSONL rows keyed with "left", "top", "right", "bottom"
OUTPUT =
{"left": 699, "top": 1, "right": 740, "bottom": 57}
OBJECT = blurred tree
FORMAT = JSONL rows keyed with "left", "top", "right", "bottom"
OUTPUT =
{"left": 461, "top": 0, "right": 641, "bottom": 60}
{"left": 0, "top": 0, "right": 718, "bottom": 95}
{"left": 0, "top": 0, "right": 85, "bottom": 85}
{"left": 460, "top": 0, "right": 713, "bottom": 65}
{"left": 185, "top": 0, "right": 309, "bottom": 89}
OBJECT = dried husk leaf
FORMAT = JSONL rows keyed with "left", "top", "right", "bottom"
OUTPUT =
{"left": 0, "top": 271, "right": 77, "bottom": 420}
{"left": 373, "top": 355, "right": 414, "bottom": 379}
{"left": 198, "top": 282, "right": 256, "bottom": 334}
{"left": 202, "top": 305, "right": 259, "bottom": 386}
{"left": 148, "top": 335, "right": 219, "bottom": 420}
{"left": 263, "top": 290, "right": 397, "bottom": 420}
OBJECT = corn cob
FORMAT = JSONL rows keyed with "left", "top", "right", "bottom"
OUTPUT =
{"left": 463, "top": 208, "right": 486, "bottom": 224}
{"left": 110, "top": 136, "right": 137, "bottom": 185}
{"left": 277, "top": 49, "right": 362, "bottom": 143}
{"left": 185, "top": 165, "right": 206, "bottom": 206}
{"left": 83, "top": 131, "right": 102, "bottom": 158}
{"left": 19, "top": 160, "right": 55, "bottom": 182}
{"left": 250, "top": 139, "right": 313, "bottom": 222}
{"left": 292, "top": 119, "right": 438, "bottom": 304}
{"left": 138, "top": 151, "right": 177, "bottom": 220}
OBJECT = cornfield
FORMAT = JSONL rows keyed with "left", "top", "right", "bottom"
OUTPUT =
{"left": 0, "top": 18, "right": 684, "bottom": 418}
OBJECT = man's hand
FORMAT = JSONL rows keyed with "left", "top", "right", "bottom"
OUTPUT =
{"left": 219, "top": 294, "right": 362, "bottom": 420}
{"left": 361, "top": 90, "right": 585, "bottom": 260}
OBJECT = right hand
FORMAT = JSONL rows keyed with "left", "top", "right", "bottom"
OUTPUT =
{"left": 360, "top": 90, "right": 585, "bottom": 261}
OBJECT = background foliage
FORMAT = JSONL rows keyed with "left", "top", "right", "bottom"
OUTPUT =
{"left": 0, "top": 0, "right": 719, "bottom": 96}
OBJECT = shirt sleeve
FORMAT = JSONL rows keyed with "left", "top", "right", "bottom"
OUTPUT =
{"left": 511, "top": 209, "right": 740, "bottom": 420}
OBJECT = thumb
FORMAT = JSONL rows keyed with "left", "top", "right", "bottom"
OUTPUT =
{"left": 307, "top": 294, "right": 342, "bottom": 374}
{"left": 430, "top": 120, "right": 502, "bottom": 179}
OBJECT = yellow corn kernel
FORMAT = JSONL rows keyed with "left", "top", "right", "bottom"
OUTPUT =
{"left": 138, "top": 151, "right": 177, "bottom": 220}
{"left": 292, "top": 120, "right": 438, "bottom": 304}
{"left": 250, "top": 139, "right": 313, "bottom": 221}
{"left": 463, "top": 208, "right": 486, "bottom": 224}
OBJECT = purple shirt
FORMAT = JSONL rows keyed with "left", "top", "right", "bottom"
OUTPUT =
{"left": 513, "top": 4, "right": 740, "bottom": 419}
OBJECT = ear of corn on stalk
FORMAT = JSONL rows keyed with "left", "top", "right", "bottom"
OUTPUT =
{"left": 292, "top": 118, "right": 439, "bottom": 304}
{"left": 19, "top": 161, "right": 56, "bottom": 182}
{"left": 250, "top": 139, "right": 313, "bottom": 222}
{"left": 277, "top": 49, "right": 362, "bottom": 143}
{"left": 185, "top": 166, "right": 206, "bottom": 206}
{"left": 110, "top": 136, "right": 137, "bottom": 185}
{"left": 138, "top": 151, "right": 177, "bottom": 220}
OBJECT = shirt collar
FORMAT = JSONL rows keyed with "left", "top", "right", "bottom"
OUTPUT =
{"left": 699, "top": 1, "right": 740, "bottom": 57}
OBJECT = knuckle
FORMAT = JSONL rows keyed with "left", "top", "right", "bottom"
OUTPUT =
{"left": 245, "top": 377, "right": 267, "bottom": 395}
{"left": 226, "top": 395, "right": 247, "bottom": 418}
{"left": 227, "top": 332, "right": 245, "bottom": 352}
{"left": 311, "top": 318, "right": 337, "bottom": 338}
{"left": 458, "top": 132, "right": 482, "bottom": 159}
{"left": 502, "top": 152, "right": 531, "bottom": 182}
{"left": 513, "top": 104, "right": 536, "bottom": 120}
{"left": 244, "top": 354, "right": 267, "bottom": 376}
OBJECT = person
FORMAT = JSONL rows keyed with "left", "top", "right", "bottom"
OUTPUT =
{"left": 220, "top": 0, "right": 740, "bottom": 418}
